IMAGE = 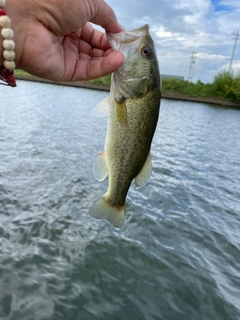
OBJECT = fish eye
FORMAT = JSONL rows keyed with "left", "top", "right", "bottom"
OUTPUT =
{"left": 142, "top": 46, "right": 152, "bottom": 57}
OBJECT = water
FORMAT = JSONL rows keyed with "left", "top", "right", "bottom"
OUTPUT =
{"left": 0, "top": 80, "right": 240, "bottom": 320}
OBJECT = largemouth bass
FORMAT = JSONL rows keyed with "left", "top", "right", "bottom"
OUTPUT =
{"left": 89, "top": 24, "right": 161, "bottom": 229}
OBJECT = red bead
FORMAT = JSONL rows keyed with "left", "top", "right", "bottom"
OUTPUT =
{"left": 3, "top": 68, "right": 14, "bottom": 77}
{"left": 0, "top": 8, "right": 6, "bottom": 16}
{"left": 0, "top": 66, "right": 17, "bottom": 87}
{"left": 7, "top": 75, "right": 16, "bottom": 86}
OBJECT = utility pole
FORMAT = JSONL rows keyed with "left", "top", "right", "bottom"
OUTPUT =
{"left": 228, "top": 29, "right": 240, "bottom": 73}
{"left": 188, "top": 51, "right": 196, "bottom": 82}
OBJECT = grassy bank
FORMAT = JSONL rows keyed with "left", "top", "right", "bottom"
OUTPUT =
{"left": 15, "top": 70, "right": 240, "bottom": 105}
{"left": 162, "top": 71, "right": 240, "bottom": 104}
{"left": 15, "top": 69, "right": 30, "bottom": 76}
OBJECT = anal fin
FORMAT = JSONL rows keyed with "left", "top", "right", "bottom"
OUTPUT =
{"left": 92, "top": 152, "right": 108, "bottom": 181}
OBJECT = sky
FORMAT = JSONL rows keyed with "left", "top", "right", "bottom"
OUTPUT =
{"left": 103, "top": 0, "right": 240, "bottom": 83}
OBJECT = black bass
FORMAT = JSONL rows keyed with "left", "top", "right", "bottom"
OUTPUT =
{"left": 89, "top": 24, "right": 161, "bottom": 229}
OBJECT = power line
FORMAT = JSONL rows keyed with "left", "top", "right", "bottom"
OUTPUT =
{"left": 188, "top": 51, "right": 196, "bottom": 82}
{"left": 228, "top": 29, "right": 240, "bottom": 73}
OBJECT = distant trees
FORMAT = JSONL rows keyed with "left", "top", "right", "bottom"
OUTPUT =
{"left": 162, "top": 71, "right": 240, "bottom": 104}
{"left": 90, "top": 74, "right": 111, "bottom": 87}
{"left": 211, "top": 71, "right": 240, "bottom": 103}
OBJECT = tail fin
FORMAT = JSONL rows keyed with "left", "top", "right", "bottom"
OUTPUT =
{"left": 89, "top": 197, "right": 125, "bottom": 229}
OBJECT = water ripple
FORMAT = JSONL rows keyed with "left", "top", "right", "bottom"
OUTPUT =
{"left": 0, "top": 82, "right": 240, "bottom": 319}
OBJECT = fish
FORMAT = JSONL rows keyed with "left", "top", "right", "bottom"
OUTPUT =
{"left": 89, "top": 24, "right": 161, "bottom": 229}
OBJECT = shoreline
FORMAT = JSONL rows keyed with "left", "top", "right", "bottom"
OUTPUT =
{"left": 16, "top": 75, "right": 240, "bottom": 108}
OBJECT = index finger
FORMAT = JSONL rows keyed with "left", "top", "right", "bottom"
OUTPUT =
{"left": 88, "top": 0, "right": 124, "bottom": 33}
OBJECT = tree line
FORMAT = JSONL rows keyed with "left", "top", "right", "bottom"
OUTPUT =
{"left": 162, "top": 71, "right": 240, "bottom": 104}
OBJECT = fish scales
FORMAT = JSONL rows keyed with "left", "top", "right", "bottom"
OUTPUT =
{"left": 89, "top": 24, "right": 161, "bottom": 229}
{"left": 107, "top": 90, "right": 160, "bottom": 202}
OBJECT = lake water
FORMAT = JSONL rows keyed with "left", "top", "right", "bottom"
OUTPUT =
{"left": 0, "top": 80, "right": 240, "bottom": 320}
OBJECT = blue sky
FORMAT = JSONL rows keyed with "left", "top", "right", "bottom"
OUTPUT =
{"left": 104, "top": 0, "right": 240, "bottom": 83}
{"left": 211, "top": 0, "right": 230, "bottom": 12}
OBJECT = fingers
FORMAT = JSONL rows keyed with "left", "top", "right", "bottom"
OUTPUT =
{"left": 88, "top": 0, "right": 124, "bottom": 33}
{"left": 67, "top": 21, "right": 125, "bottom": 81}
{"left": 79, "top": 23, "right": 112, "bottom": 52}
{"left": 71, "top": 50, "right": 124, "bottom": 81}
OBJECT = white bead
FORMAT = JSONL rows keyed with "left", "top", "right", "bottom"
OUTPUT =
{"left": 1, "top": 27, "right": 14, "bottom": 39}
{"left": 0, "top": 0, "right": 6, "bottom": 7}
{"left": 3, "top": 60, "right": 15, "bottom": 71}
{"left": 3, "top": 50, "right": 15, "bottom": 61}
{"left": 3, "top": 39, "right": 15, "bottom": 50}
{"left": 0, "top": 16, "right": 11, "bottom": 28}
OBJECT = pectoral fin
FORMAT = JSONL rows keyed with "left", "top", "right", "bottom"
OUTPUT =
{"left": 115, "top": 99, "right": 127, "bottom": 125}
{"left": 92, "top": 152, "right": 108, "bottom": 181}
{"left": 92, "top": 97, "right": 110, "bottom": 117}
{"left": 134, "top": 152, "right": 152, "bottom": 189}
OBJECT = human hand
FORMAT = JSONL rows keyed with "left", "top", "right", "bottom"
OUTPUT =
{"left": 4, "top": 0, "right": 124, "bottom": 82}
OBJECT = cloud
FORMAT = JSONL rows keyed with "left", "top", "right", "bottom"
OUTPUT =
{"left": 105, "top": 0, "right": 240, "bottom": 83}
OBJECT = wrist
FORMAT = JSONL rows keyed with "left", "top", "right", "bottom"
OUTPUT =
{"left": 0, "top": 0, "right": 17, "bottom": 86}
{"left": 0, "top": 0, "right": 26, "bottom": 69}
{"left": 0, "top": 34, "right": 3, "bottom": 66}
{"left": 0, "top": 2, "right": 4, "bottom": 66}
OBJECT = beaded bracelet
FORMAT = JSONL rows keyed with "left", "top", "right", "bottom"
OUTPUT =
{"left": 0, "top": 0, "right": 16, "bottom": 87}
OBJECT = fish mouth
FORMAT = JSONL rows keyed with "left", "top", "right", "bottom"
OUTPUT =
{"left": 107, "top": 24, "right": 149, "bottom": 51}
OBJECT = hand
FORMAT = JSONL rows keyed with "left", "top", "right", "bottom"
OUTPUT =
{"left": 5, "top": 0, "right": 124, "bottom": 82}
